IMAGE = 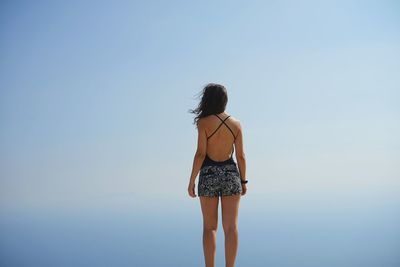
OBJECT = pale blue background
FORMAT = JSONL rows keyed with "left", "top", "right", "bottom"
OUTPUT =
{"left": 1, "top": 0, "right": 399, "bottom": 266}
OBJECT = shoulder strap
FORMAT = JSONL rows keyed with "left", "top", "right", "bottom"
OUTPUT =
{"left": 214, "top": 114, "right": 237, "bottom": 141}
{"left": 206, "top": 115, "right": 231, "bottom": 140}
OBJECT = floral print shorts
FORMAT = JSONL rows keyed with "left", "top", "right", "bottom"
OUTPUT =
{"left": 198, "top": 163, "right": 243, "bottom": 197}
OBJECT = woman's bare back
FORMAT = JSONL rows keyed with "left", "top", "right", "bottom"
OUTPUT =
{"left": 201, "top": 112, "right": 240, "bottom": 162}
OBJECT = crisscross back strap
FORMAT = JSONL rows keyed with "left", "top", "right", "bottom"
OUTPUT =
{"left": 206, "top": 114, "right": 237, "bottom": 141}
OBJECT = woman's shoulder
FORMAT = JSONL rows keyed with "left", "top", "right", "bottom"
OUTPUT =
{"left": 203, "top": 114, "right": 239, "bottom": 121}
{"left": 227, "top": 114, "right": 239, "bottom": 122}
{"left": 198, "top": 113, "right": 240, "bottom": 123}
{"left": 226, "top": 115, "right": 242, "bottom": 132}
{"left": 224, "top": 114, "right": 240, "bottom": 125}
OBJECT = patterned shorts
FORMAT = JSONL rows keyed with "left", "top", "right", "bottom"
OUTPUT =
{"left": 198, "top": 163, "right": 243, "bottom": 197}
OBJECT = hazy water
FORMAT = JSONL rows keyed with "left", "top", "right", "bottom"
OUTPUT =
{"left": 1, "top": 193, "right": 399, "bottom": 267}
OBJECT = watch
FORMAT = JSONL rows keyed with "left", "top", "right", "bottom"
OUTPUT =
{"left": 240, "top": 179, "right": 248, "bottom": 184}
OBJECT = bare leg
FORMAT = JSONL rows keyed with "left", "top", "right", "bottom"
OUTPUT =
{"left": 221, "top": 194, "right": 241, "bottom": 267}
{"left": 200, "top": 196, "right": 219, "bottom": 267}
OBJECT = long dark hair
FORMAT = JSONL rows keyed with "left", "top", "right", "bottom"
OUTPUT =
{"left": 189, "top": 83, "right": 228, "bottom": 127}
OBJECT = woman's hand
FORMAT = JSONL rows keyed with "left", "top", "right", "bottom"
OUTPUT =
{"left": 241, "top": 183, "right": 247, "bottom": 196}
{"left": 188, "top": 181, "right": 197, "bottom": 198}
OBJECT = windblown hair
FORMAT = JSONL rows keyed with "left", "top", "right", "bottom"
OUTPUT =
{"left": 189, "top": 83, "right": 228, "bottom": 127}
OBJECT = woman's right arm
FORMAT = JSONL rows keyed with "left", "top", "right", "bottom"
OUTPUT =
{"left": 234, "top": 121, "right": 246, "bottom": 182}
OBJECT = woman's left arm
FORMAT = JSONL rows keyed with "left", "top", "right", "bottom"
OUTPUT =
{"left": 188, "top": 120, "right": 207, "bottom": 185}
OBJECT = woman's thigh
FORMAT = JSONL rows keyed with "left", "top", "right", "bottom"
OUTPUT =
{"left": 221, "top": 194, "right": 240, "bottom": 230}
{"left": 199, "top": 196, "right": 219, "bottom": 229}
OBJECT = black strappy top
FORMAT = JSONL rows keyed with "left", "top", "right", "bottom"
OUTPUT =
{"left": 202, "top": 114, "right": 238, "bottom": 167}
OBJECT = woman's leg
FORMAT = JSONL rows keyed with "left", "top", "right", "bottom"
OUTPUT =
{"left": 199, "top": 196, "right": 219, "bottom": 267}
{"left": 221, "top": 194, "right": 241, "bottom": 267}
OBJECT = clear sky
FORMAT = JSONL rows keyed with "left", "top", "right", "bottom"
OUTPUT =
{"left": 1, "top": 0, "right": 399, "bottom": 266}
{"left": 1, "top": 0, "right": 399, "bottom": 209}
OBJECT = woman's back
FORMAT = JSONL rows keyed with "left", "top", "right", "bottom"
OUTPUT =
{"left": 201, "top": 112, "right": 241, "bottom": 162}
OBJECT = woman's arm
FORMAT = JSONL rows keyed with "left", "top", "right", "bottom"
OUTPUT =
{"left": 188, "top": 120, "right": 207, "bottom": 185}
{"left": 234, "top": 121, "right": 246, "bottom": 182}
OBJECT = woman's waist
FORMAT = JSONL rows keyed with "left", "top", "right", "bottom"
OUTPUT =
{"left": 201, "top": 154, "right": 236, "bottom": 167}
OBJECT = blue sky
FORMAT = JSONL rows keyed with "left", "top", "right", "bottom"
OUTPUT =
{"left": 0, "top": 1, "right": 399, "bottom": 265}
{"left": 1, "top": 0, "right": 399, "bottom": 210}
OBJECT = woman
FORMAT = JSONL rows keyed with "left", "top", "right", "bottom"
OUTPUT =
{"left": 187, "top": 83, "right": 248, "bottom": 267}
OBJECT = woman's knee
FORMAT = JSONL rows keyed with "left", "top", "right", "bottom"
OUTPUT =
{"left": 203, "top": 223, "right": 218, "bottom": 232}
{"left": 222, "top": 223, "right": 238, "bottom": 234}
